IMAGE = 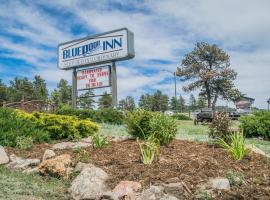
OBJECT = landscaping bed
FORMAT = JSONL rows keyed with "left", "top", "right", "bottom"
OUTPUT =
{"left": 5, "top": 139, "right": 270, "bottom": 199}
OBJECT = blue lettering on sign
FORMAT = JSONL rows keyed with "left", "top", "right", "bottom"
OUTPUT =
{"left": 63, "top": 37, "right": 122, "bottom": 60}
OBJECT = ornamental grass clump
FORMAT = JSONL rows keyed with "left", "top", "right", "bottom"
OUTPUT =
{"left": 92, "top": 133, "right": 109, "bottom": 148}
{"left": 139, "top": 136, "right": 160, "bottom": 165}
{"left": 217, "top": 131, "right": 251, "bottom": 160}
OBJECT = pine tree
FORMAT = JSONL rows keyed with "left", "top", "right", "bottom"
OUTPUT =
{"left": 179, "top": 95, "right": 185, "bottom": 113}
{"left": 78, "top": 90, "right": 95, "bottom": 109}
{"left": 189, "top": 94, "right": 197, "bottom": 111}
{"left": 98, "top": 92, "right": 112, "bottom": 109}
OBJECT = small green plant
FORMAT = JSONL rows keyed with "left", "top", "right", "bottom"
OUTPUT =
{"left": 74, "top": 149, "right": 90, "bottom": 163}
{"left": 209, "top": 112, "right": 232, "bottom": 142}
{"left": 16, "top": 136, "right": 33, "bottom": 150}
{"left": 197, "top": 191, "right": 214, "bottom": 200}
{"left": 226, "top": 169, "right": 245, "bottom": 186}
{"left": 217, "top": 131, "right": 251, "bottom": 160}
{"left": 92, "top": 133, "right": 109, "bottom": 148}
{"left": 139, "top": 136, "right": 160, "bottom": 164}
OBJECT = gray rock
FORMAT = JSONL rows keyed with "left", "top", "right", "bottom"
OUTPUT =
{"left": 42, "top": 149, "right": 56, "bottom": 160}
{"left": 162, "top": 182, "right": 185, "bottom": 199}
{"left": 23, "top": 167, "right": 39, "bottom": 174}
{"left": 70, "top": 165, "right": 109, "bottom": 200}
{"left": 209, "top": 177, "right": 230, "bottom": 190}
{"left": 0, "top": 145, "right": 9, "bottom": 165}
{"left": 72, "top": 142, "right": 91, "bottom": 149}
{"left": 7, "top": 154, "right": 40, "bottom": 170}
{"left": 74, "top": 162, "right": 95, "bottom": 173}
{"left": 137, "top": 186, "right": 164, "bottom": 200}
{"left": 160, "top": 194, "right": 179, "bottom": 200}
{"left": 52, "top": 142, "right": 74, "bottom": 150}
{"left": 80, "top": 137, "right": 92, "bottom": 143}
{"left": 100, "top": 191, "right": 118, "bottom": 200}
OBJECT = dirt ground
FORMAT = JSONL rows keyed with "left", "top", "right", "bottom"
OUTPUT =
{"left": 6, "top": 139, "right": 270, "bottom": 200}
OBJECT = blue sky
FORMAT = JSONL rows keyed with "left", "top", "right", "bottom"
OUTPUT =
{"left": 0, "top": 0, "right": 270, "bottom": 108}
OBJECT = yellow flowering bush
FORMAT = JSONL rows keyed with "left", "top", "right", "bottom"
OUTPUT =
{"left": 15, "top": 110, "right": 99, "bottom": 140}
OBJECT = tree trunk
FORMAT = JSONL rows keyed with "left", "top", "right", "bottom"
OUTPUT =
{"left": 204, "top": 81, "right": 211, "bottom": 108}
{"left": 212, "top": 94, "right": 218, "bottom": 117}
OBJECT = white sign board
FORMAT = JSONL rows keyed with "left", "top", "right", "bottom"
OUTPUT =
{"left": 77, "top": 65, "right": 110, "bottom": 90}
{"left": 58, "top": 28, "right": 134, "bottom": 70}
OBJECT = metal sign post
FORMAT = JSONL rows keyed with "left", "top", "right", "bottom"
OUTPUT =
{"left": 72, "top": 68, "right": 77, "bottom": 109}
{"left": 111, "top": 62, "right": 117, "bottom": 108}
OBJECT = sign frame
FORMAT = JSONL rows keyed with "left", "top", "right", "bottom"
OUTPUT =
{"left": 76, "top": 64, "right": 112, "bottom": 91}
{"left": 57, "top": 27, "right": 134, "bottom": 70}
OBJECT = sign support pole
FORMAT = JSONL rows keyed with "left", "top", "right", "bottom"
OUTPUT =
{"left": 72, "top": 68, "right": 77, "bottom": 109}
{"left": 111, "top": 61, "right": 118, "bottom": 108}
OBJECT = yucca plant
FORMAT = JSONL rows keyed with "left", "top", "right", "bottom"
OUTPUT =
{"left": 92, "top": 133, "right": 109, "bottom": 148}
{"left": 139, "top": 136, "right": 160, "bottom": 164}
{"left": 217, "top": 131, "right": 251, "bottom": 160}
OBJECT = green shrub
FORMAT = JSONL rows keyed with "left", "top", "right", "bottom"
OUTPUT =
{"left": 30, "top": 112, "right": 99, "bottom": 140}
{"left": 139, "top": 136, "right": 160, "bottom": 164}
{"left": 16, "top": 136, "right": 33, "bottom": 150}
{"left": 125, "top": 110, "right": 177, "bottom": 145}
{"left": 172, "top": 113, "right": 192, "bottom": 120}
{"left": 0, "top": 108, "right": 49, "bottom": 147}
{"left": 240, "top": 111, "right": 270, "bottom": 139}
{"left": 217, "top": 131, "right": 251, "bottom": 160}
{"left": 209, "top": 112, "right": 232, "bottom": 142}
{"left": 56, "top": 106, "right": 124, "bottom": 125}
{"left": 0, "top": 108, "right": 99, "bottom": 147}
{"left": 125, "top": 109, "right": 154, "bottom": 139}
{"left": 150, "top": 113, "right": 177, "bottom": 145}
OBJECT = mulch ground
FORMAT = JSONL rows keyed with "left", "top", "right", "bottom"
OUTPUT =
{"left": 6, "top": 139, "right": 270, "bottom": 200}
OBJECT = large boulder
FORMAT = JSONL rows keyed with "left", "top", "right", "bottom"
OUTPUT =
{"left": 70, "top": 165, "right": 109, "bottom": 200}
{"left": 7, "top": 154, "right": 40, "bottom": 170}
{"left": 42, "top": 149, "right": 56, "bottom": 160}
{"left": 112, "top": 181, "right": 142, "bottom": 199}
{"left": 0, "top": 145, "right": 9, "bottom": 165}
{"left": 38, "top": 154, "right": 72, "bottom": 177}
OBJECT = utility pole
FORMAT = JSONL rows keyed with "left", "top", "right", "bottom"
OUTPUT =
{"left": 162, "top": 69, "right": 178, "bottom": 112}
{"left": 267, "top": 98, "right": 270, "bottom": 111}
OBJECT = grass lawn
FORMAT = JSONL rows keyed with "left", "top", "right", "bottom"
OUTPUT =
{"left": 0, "top": 166, "right": 71, "bottom": 200}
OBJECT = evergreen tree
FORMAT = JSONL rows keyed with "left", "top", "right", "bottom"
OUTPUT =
{"left": 98, "top": 92, "right": 112, "bottom": 109}
{"left": 0, "top": 80, "right": 8, "bottom": 102}
{"left": 197, "top": 95, "right": 206, "bottom": 109}
{"left": 189, "top": 94, "right": 197, "bottom": 111}
{"left": 179, "top": 95, "right": 185, "bottom": 113}
{"left": 9, "top": 77, "right": 34, "bottom": 101}
{"left": 177, "top": 42, "right": 242, "bottom": 112}
{"left": 138, "top": 94, "right": 152, "bottom": 111}
{"left": 33, "top": 75, "right": 48, "bottom": 101}
{"left": 78, "top": 90, "right": 95, "bottom": 109}
{"left": 51, "top": 79, "right": 72, "bottom": 105}
{"left": 170, "top": 96, "right": 177, "bottom": 111}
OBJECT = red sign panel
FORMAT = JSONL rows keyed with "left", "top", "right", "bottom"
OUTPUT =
{"left": 77, "top": 65, "right": 110, "bottom": 90}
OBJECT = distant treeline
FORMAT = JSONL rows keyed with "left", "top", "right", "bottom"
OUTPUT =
{"left": 0, "top": 76, "right": 236, "bottom": 112}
